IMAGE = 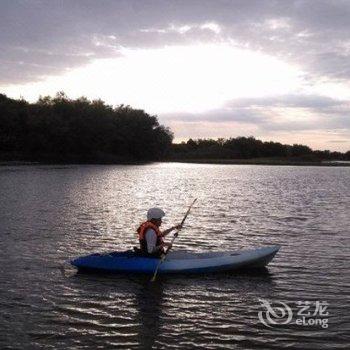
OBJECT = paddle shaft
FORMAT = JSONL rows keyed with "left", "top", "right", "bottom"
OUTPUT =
{"left": 151, "top": 198, "right": 197, "bottom": 282}
{"left": 164, "top": 198, "right": 197, "bottom": 254}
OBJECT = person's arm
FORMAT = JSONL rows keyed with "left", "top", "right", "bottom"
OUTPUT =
{"left": 145, "top": 229, "right": 172, "bottom": 253}
{"left": 145, "top": 229, "right": 158, "bottom": 253}
{"left": 162, "top": 224, "right": 182, "bottom": 236}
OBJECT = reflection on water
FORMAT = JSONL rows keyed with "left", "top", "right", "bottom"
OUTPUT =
{"left": 135, "top": 280, "right": 164, "bottom": 349}
{"left": 0, "top": 163, "right": 349, "bottom": 349}
{"left": 62, "top": 269, "right": 275, "bottom": 349}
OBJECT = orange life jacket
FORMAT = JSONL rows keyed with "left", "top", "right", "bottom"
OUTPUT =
{"left": 137, "top": 221, "right": 164, "bottom": 255}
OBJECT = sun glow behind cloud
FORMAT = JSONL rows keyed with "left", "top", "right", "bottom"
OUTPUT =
{"left": 3, "top": 43, "right": 302, "bottom": 114}
{"left": 4, "top": 42, "right": 349, "bottom": 150}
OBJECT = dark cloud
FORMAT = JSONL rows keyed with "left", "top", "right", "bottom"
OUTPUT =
{"left": 2, "top": 1, "right": 350, "bottom": 84}
{"left": 160, "top": 108, "right": 269, "bottom": 124}
{"left": 226, "top": 94, "right": 344, "bottom": 109}
{"left": 160, "top": 94, "right": 350, "bottom": 132}
{"left": 227, "top": 94, "right": 350, "bottom": 132}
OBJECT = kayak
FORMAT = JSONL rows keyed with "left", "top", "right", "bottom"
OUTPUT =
{"left": 71, "top": 245, "right": 280, "bottom": 274}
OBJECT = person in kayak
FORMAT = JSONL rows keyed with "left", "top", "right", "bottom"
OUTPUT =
{"left": 137, "top": 207, "right": 182, "bottom": 258}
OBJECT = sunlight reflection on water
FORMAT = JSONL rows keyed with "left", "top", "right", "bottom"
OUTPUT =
{"left": 0, "top": 163, "right": 349, "bottom": 349}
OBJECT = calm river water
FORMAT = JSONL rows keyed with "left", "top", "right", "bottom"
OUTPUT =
{"left": 0, "top": 163, "right": 349, "bottom": 349}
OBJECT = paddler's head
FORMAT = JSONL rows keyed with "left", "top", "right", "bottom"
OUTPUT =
{"left": 147, "top": 207, "right": 165, "bottom": 227}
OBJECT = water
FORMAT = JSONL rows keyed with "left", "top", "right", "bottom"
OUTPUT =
{"left": 0, "top": 163, "right": 349, "bottom": 349}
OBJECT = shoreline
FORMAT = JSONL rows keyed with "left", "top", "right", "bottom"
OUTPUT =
{"left": 164, "top": 158, "right": 350, "bottom": 166}
{"left": 0, "top": 159, "right": 150, "bottom": 166}
{"left": 1, "top": 159, "right": 350, "bottom": 167}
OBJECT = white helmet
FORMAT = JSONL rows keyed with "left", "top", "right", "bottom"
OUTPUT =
{"left": 147, "top": 207, "right": 165, "bottom": 220}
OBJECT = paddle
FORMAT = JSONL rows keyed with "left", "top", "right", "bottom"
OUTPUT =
{"left": 151, "top": 198, "right": 197, "bottom": 282}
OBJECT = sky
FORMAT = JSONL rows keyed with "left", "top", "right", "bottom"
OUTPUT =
{"left": 1, "top": 0, "right": 350, "bottom": 151}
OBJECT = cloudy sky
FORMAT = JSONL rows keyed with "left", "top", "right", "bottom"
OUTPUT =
{"left": 1, "top": 0, "right": 350, "bottom": 151}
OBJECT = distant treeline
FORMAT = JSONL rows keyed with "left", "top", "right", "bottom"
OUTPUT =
{"left": 0, "top": 93, "right": 173, "bottom": 162}
{"left": 1, "top": 93, "right": 349, "bottom": 163}
{"left": 171, "top": 137, "right": 350, "bottom": 161}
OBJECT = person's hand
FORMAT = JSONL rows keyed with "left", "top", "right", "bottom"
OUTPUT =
{"left": 174, "top": 223, "right": 183, "bottom": 230}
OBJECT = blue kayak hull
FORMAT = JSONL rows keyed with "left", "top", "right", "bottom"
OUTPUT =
{"left": 71, "top": 245, "right": 280, "bottom": 274}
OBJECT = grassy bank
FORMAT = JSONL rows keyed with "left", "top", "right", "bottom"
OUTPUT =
{"left": 166, "top": 158, "right": 350, "bottom": 166}
{"left": 0, "top": 152, "right": 150, "bottom": 166}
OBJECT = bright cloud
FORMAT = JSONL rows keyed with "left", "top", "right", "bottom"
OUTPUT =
{"left": 2, "top": 44, "right": 302, "bottom": 114}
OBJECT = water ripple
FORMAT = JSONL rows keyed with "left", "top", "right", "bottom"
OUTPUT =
{"left": 0, "top": 164, "right": 349, "bottom": 349}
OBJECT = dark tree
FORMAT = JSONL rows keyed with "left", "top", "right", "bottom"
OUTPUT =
{"left": 169, "top": 136, "right": 347, "bottom": 162}
{"left": 0, "top": 93, "right": 173, "bottom": 163}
